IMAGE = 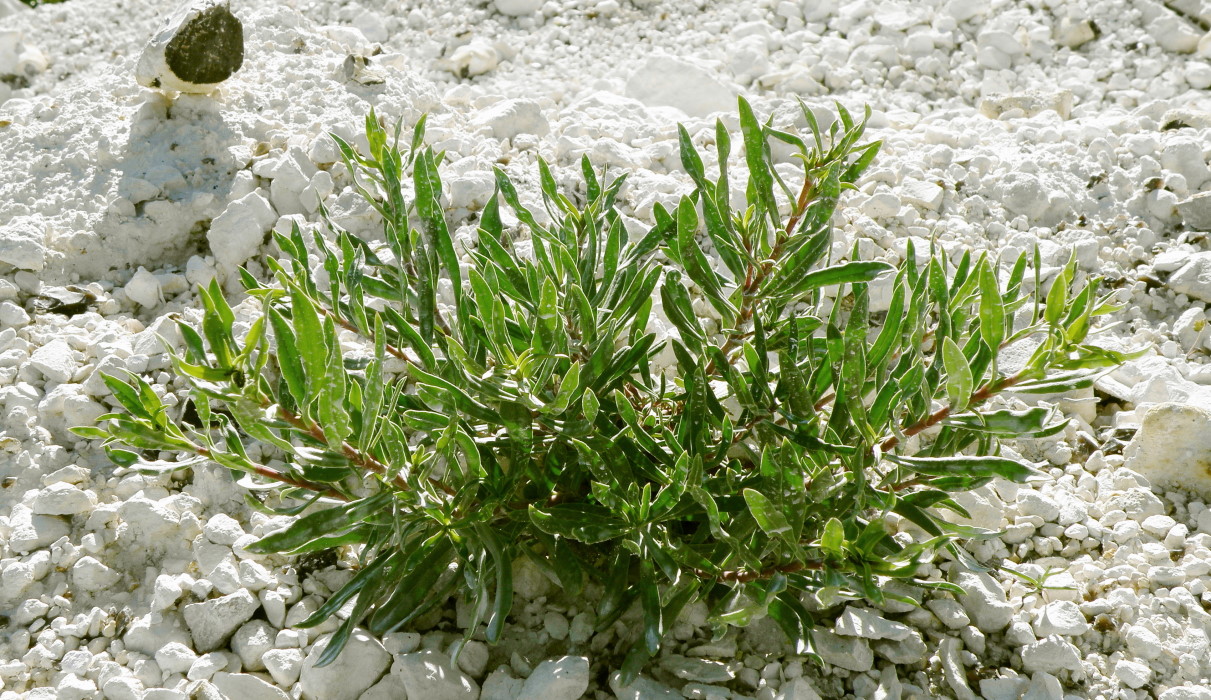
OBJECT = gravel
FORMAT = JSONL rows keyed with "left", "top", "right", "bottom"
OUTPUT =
{"left": 4, "top": 0, "right": 1211, "bottom": 697}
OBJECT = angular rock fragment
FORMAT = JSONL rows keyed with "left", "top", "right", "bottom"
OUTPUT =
{"left": 136, "top": 0, "right": 244, "bottom": 93}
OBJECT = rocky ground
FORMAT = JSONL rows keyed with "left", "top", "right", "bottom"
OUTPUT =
{"left": 3, "top": 0, "right": 1211, "bottom": 698}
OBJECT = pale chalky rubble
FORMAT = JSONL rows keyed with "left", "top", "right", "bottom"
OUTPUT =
{"left": 2, "top": 0, "right": 1211, "bottom": 698}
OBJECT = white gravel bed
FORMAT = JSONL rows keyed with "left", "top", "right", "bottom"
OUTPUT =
{"left": 2, "top": 0, "right": 1211, "bottom": 698}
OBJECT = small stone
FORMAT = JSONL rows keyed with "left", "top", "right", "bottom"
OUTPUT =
{"left": 955, "top": 571, "right": 1014, "bottom": 633}
{"left": 1168, "top": 253, "right": 1211, "bottom": 304}
{"left": 834, "top": 607, "right": 912, "bottom": 640}
{"left": 155, "top": 642, "right": 198, "bottom": 675}
{"left": 1017, "top": 491, "right": 1060, "bottom": 521}
{"left": 232, "top": 620, "right": 274, "bottom": 671}
{"left": 207, "top": 191, "right": 277, "bottom": 275}
{"left": 518, "top": 656, "right": 589, "bottom": 700}
{"left": 72, "top": 556, "right": 121, "bottom": 591}
{"left": 899, "top": 178, "right": 944, "bottom": 212}
{"left": 1019, "top": 636, "right": 1082, "bottom": 674}
{"left": 182, "top": 589, "right": 259, "bottom": 652}
{"left": 482, "top": 666, "right": 523, "bottom": 700}
{"left": 494, "top": 0, "right": 543, "bottom": 15}
{"left": 453, "top": 639, "right": 490, "bottom": 679}
{"left": 1160, "top": 688, "right": 1211, "bottom": 700}
{"left": 30, "top": 482, "right": 96, "bottom": 515}
{"left": 1124, "top": 624, "right": 1163, "bottom": 660}
{"left": 187, "top": 652, "right": 228, "bottom": 681}
{"left": 1055, "top": 17, "right": 1095, "bottom": 49}
{"left": 939, "top": 637, "right": 975, "bottom": 700}
{"left": 136, "top": 0, "right": 244, "bottom": 93}
{"left": 204, "top": 513, "right": 245, "bottom": 545}
{"left": 1178, "top": 192, "right": 1211, "bottom": 231}
{"left": 1023, "top": 672, "right": 1062, "bottom": 700}
{"left": 872, "top": 628, "right": 928, "bottom": 665}
{"left": 299, "top": 631, "right": 390, "bottom": 700}
{"left": 29, "top": 339, "right": 77, "bottom": 383}
{"left": 811, "top": 630, "right": 873, "bottom": 673}
{"left": 124, "top": 267, "right": 163, "bottom": 308}
{"left": 926, "top": 599, "right": 971, "bottom": 629}
{"left": 210, "top": 672, "right": 289, "bottom": 700}
{"left": 0, "top": 217, "right": 47, "bottom": 271}
{"left": 262, "top": 648, "right": 304, "bottom": 687}
{"left": 775, "top": 677, "right": 823, "bottom": 700}
{"left": 392, "top": 649, "right": 479, "bottom": 700}
{"left": 1113, "top": 660, "right": 1152, "bottom": 689}
{"left": 608, "top": 672, "right": 681, "bottom": 700}
{"left": 473, "top": 99, "right": 549, "bottom": 141}
{"left": 1032, "top": 601, "right": 1089, "bottom": 637}
{"left": 543, "top": 611, "right": 570, "bottom": 641}
{"left": 625, "top": 55, "right": 735, "bottom": 118}
{"left": 660, "top": 655, "right": 736, "bottom": 683}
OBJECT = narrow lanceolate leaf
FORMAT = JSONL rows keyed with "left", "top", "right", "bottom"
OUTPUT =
{"left": 674, "top": 196, "right": 734, "bottom": 319}
{"left": 738, "top": 96, "right": 778, "bottom": 228}
{"left": 743, "top": 488, "right": 792, "bottom": 538}
{"left": 886, "top": 454, "right": 1043, "bottom": 483}
{"left": 289, "top": 286, "right": 328, "bottom": 396}
{"left": 268, "top": 308, "right": 307, "bottom": 407}
{"left": 941, "top": 337, "right": 973, "bottom": 413}
{"left": 247, "top": 493, "right": 393, "bottom": 553}
{"left": 773, "top": 260, "right": 894, "bottom": 299}
{"left": 978, "top": 260, "right": 1005, "bottom": 351}
{"left": 528, "top": 503, "right": 630, "bottom": 544}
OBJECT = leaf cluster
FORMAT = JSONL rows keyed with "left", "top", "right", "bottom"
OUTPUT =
{"left": 77, "top": 99, "right": 1136, "bottom": 679}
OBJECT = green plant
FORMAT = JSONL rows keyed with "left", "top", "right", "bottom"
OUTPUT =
{"left": 76, "top": 98, "right": 1135, "bottom": 681}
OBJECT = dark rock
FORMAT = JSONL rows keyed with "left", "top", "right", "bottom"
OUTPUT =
{"left": 136, "top": 0, "right": 244, "bottom": 93}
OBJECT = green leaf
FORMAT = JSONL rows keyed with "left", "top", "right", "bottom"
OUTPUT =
{"left": 247, "top": 493, "right": 393, "bottom": 553}
{"left": 743, "top": 488, "right": 792, "bottom": 538}
{"left": 738, "top": 96, "right": 778, "bottom": 228}
{"left": 774, "top": 260, "right": 894, "bottom": 299}
{"left": 941, "top": 337, "right": 973, "bottom": 413}
{"left": 977, "top": 260, "right": 1005, "bottom": 351}
{"left": 528, "top": 504, "right": 629, "bottom": 544}
{"left": 582, "top": 389, "right": 600, "bottom": 424}
{"left": 886, "top": 454, "right": 1042, "bottom": 483}
{"left": 820, "top": 517, "right": 845, "bottom": 558}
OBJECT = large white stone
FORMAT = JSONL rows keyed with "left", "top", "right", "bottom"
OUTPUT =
{"left": 182, "top": 589, "right": 259, "bottom": 652}
{"left": 625, "top": 56, "right": 735, "bottom": 118}
{"left": 810, "top": 630, "right": 873, "bottom": 672}
{"left": 30, "top": 482, "right": 96, "bottom": 515}
{"left": 71, "top": 556, "right": 121, "bottom": 591}
{"left": 955, "top": 571, "right": 1014, "bottom": 633}
{"left": 300, "top": 631, "right": 391, "bottom": 700}
{"left": 775, "top": 678, "right": 823, "bottom": 700}
{"left": 210, "top": 672, "right": 289, "bottom": 700}
{"left": 29, "top": 339, "right": 77, "bottom": 383}
{"left": 1032, "top": 601, "right": 1089, "bottom": 637}
{"left": 1020, "top": 636, "right": 1082, "bottom": 674}
{"left": 473, "top": 99, "right": 549, "bottom": 141}
{"left": 207, "top": 191, "right": 277, "bottom": 274}
{"left": 1178, "top": 192, "right": 1211, "bottom": 231}
{"left": 391, "top": 650, "right": 479, "bottom": 700}
{"left": 1168, "top": 252, "right": 1211, "bottom": 303}
{"left": 518, "top": 657, "right": 589, "bottom": 700}
{"left": 0, "top": 217, "right": 46, "bottom": 271}
{"left": 1124, "top": 403, "right": 1211, "bottom": 497}
{"left": 608, "top": 672, "right": 681, "bottom": 700}
{"left": 834, "top": 607, "right": 913, "bottom": 641}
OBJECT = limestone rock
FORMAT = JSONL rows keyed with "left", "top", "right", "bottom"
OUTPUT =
{"left": 182, "top": 589, "right": 259, "bottom": 652}
{"left": 0, "top": 217, "right": 46, "bottom": 271}
{"left": 518, "top": 657, "right": 589, "bottom": 700}
{"left": 391, "top": 650, "right": 479, "bottom": 700}
{"left": 1124, "top": 402, "right": 1211, "bottom": 497}
{"left": 955, "top": 571, "right": 1014, "bottom": 633}
{"left": 300, "top": 631, "right": 391, "bottom": 700}
{"left": 136, "top": 0, "right": 244, "bottom": 93}
{"left": 626, "top": 56, "right": 735, "bottom": 118}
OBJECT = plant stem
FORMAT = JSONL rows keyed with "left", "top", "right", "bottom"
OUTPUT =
{"left": 193, "top": 446, "right": 349, "bottom": 501}
{"left": 878, "top": 371, "right": 1025, "bottom": 454}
